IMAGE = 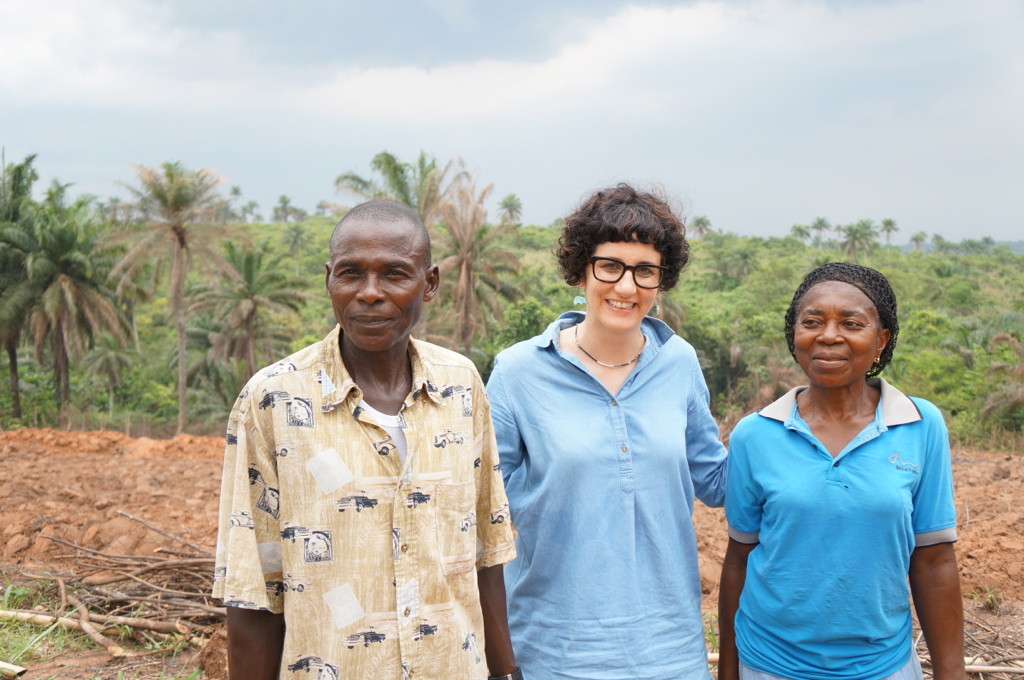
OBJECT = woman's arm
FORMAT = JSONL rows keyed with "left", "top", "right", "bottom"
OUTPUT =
{"left": 485, "top": 359, "right": 526, "bottom": 485}
{"left": 718, "top": 538, "right": 756, "bottom": 680}
{"left": 226, "top": 607, "right": 285, "bottom": 680}
{"left": 909, "top": 542, "right": 965, "bottom": 680}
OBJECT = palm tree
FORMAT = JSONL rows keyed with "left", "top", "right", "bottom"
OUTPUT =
{"left": 790, "top": 224, "right": 811, "bottom": 244}
{"left": 0, "top": 243, "right": 26, "bottom": 419}
{"left": 879, "top": 218, "right": 899, "bottom": 248}
{"left": 240, "top": 200, "right": 261, "bottom": 223}
{"left": 1, "top": 188, "right": 127, "bottom": 415}
{"left": 0, "top": 153, "right": 39, "bottom": 419}
{"left": 840, "top": 219, "right": 878, "bottom": 263}
{"left": 112, "top": 161, "right": 225, "bottom": 434}
{"left": 83, "top": 334, "right": 135, "bottom": 417}
{"left": 688, "top": 215, "right": 712, "bottom": 240}
{"left": 273, "top": 195, "right": 294, "bottom": 223}
{"left": 434, "top": 175, "right": 521, "bottom": 357}
{"left": 810, "top": 217, "right": 831, "bottom": 249}
{"left": 335, "top": 151, "right": 465, "bottom": 228}
{"left": 184, "top": 313, "right": 251, "bottom": 409}
{"left": 931, "top": 233, "right": 953, "bottom": 255}
{"left": 498, "top": 194, "right": 523, "bottom": 226}
{"left": 910, "top": 231, "right": 928, "bottom": 252}
{"left": 982, "top": 332, "right": 1024, "bottom": 431}
{"left": 190, "top": 241, "right": 312, "bottom": 377}
{"left": 281, "top": 223, "right": 314, "bottom": 274}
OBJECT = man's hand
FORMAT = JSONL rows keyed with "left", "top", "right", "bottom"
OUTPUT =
{"left": 478, "top": 564, "right": 518, "bottom": 678}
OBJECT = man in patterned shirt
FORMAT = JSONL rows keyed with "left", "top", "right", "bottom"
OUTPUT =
{"left": 213, "top": 199, "right": 521, "bottom": 680}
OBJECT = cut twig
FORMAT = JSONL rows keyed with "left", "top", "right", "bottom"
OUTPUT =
{"left": 0, "top": 609, "right": 191, "bottom": 635}
{"left": 0, "top": 660, "right": 27, "bottom": 678}
{"left": 966, "top": 664, "right": 1024, "bottom": 674}
{"left": 115, "top": 510, "right": 211, "bottom": 555}
{"left": 67, "top": 594, "right": 126, "bottom": 657}
{"left": 82, "top": 558, "right": 215, "bottom": 586}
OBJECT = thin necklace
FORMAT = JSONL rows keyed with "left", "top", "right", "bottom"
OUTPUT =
{"left": 574, "top": 324, "right": 646, "bottom": 368}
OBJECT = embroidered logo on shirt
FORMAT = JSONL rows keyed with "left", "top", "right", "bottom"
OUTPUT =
{"left": 888, "top": 453, "right": 920, "bottom": 474}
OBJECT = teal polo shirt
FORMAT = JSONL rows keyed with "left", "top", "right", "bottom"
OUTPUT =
{"left": 726, "top": 378, "right": 957, "bottom": 680}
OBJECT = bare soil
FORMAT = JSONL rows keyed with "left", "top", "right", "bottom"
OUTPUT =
{"left": 1, "top": 429, "right": 1022, "bottom": 679}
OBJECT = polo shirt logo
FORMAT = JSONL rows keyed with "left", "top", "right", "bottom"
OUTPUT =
{"left": 887, "top": 453, "right": 920, "bottom": 474}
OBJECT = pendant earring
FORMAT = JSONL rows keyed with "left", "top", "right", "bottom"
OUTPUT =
{"left": 650, "top": 303, "right": 660, "bottom": 316}
{"left": 573, "top": 291, "right": 586, "bottom": 305}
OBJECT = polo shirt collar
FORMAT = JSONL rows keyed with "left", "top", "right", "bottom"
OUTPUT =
{"left": 317, "top": 325, "right": 445, "bottom": 412}
{"left": 757, "top": 377, "right": 922, "bottom": 427}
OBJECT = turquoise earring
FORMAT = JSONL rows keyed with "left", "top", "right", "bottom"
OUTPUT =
{"left": 573, "top": 290, "right": 586, "bottom": 305}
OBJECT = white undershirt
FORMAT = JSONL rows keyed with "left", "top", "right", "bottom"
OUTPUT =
{"left": 359, "top": 400, "right": 408, "bottom": 464}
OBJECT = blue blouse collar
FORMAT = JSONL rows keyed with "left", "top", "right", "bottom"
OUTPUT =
{"left": 530, "top": 310, "right": 677, "bottom": 352}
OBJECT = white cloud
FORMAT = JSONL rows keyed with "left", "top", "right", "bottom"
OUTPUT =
{"left": 2, "top": 0, "right": 1021, "bottom": 239}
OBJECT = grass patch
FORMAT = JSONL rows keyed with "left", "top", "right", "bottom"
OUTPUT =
{"left": 1, "top": 576, "right": 205, "bottom": 677}
{"left": 1, "top": 579, "right": 99, "bottom": 664}
{"left": 968, "top": 585, "right": 1005, "bottom": 612}
{"left": 704, "top": 612, "right": 720, "bottom": 652}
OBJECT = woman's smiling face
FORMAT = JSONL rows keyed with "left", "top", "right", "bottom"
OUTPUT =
{"left": 583, "top": 240, "right": 662, "bottom": 335}
{"left": 793, "top": 281, "right": 891, "bottom": 389}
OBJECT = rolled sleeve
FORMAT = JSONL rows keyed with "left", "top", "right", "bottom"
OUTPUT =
{"left": 686, "top": 355, "right": 729, "bottom": 508}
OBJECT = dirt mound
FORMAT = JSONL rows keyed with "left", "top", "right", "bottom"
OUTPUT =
{"left": 1, "top": 428, "right": 222, "bottom": 564}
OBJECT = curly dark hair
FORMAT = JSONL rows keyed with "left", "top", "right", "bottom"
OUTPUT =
{"left": 556, "top": 184, "right": 689, "bottom": 291}
{"left": 784, "top": 262, "right": 900, "bottom": 378}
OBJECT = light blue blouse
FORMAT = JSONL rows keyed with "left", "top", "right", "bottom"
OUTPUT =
{"left": 487, "top": 311, "right": 728, "bottom": 680}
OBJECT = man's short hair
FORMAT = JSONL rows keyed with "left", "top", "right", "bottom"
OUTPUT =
{"left": 331, "top": 199, "right": 432, "bottom": 265}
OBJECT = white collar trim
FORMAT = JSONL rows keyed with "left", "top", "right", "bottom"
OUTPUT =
{"left": 758, "top": 377, "right": 922, "bottom": 427}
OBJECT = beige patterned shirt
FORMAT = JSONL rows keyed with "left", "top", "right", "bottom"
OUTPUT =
{"left": 213, "top": 325, "right": 516, "bottom": 680}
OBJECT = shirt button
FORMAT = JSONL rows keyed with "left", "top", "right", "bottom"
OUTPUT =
{"left": 610, "top": 399, "right": 618, "bottom": 406}
{"left": 400, "top": 544, "right": 409, "bottom": 553}
{"left": 404, "top": 608, "right": 411, "bottom": 617}
{"left": 620, "top": 445, "right": 628, "bottom": 452}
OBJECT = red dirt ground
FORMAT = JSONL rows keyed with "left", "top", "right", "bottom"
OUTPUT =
{"left": 1, "top": 428, "right": 1022, "bottom": 678}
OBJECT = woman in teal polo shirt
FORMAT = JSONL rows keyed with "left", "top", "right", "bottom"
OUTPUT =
{"left": 719, "top": 263, "right": 964, "bottom": 680}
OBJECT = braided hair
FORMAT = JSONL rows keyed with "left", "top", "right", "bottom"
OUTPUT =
{"left": 784, "top": 262, "right": 899, "bottom": 378}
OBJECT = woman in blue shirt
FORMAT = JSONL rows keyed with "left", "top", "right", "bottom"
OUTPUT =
{"left": 718, "top": 263, "right": 964, "bottom": 680}
{"left": 487, "top": 184, "right": 728, "bottom": 680}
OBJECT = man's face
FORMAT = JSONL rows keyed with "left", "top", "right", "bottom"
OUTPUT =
{"left": 325, "top": 218, "right": 439, "bottom": 354}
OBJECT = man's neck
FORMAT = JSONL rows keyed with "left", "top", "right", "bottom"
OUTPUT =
{"left": 340, "top": 337, "right": 414, "bottom": 415}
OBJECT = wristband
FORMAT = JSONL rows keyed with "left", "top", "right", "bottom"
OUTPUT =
{"left": 488, "top": 668, "right": 523, "bottom": 680}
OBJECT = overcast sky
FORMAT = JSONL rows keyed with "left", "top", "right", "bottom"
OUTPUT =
{"left": 2, "top": 0, "right": 1022, "bottom": 242}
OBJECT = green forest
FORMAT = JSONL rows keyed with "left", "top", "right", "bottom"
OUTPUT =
{"left": 2, "top": 152, "right": 1023, "bottom": 450}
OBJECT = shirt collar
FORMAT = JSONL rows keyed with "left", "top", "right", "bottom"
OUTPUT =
{"left": 757, "top": 377, "right": 922, "bottom": 427}
{"left": 531, "top": 310, "right": 677, "bottom": 351}
{"left": 317, "top": 325, "right": 445, "bottom": 412}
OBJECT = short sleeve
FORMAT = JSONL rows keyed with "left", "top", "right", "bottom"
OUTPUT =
{"left": 472, "top": 370, "right": 517, "bottom": 569}
{"left": 724, "top": 415, "right": 764, "bottom": 544}
{"left": 910, "top": 399, "right": 958, "bottom": 545}
{"left": 212, "top": 393, "right": 285, "bottom": 612}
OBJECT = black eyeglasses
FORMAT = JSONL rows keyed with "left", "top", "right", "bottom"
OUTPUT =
{"left": 589, "top": 256, "right": 668, "bottom": 289}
